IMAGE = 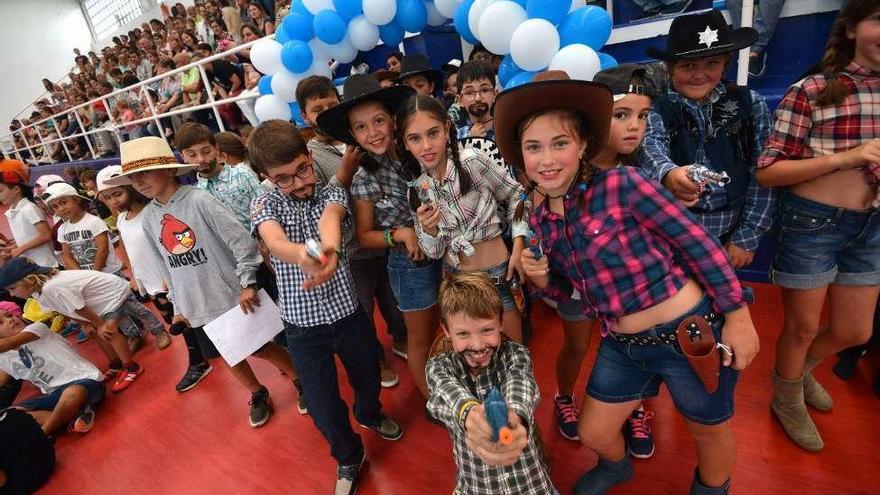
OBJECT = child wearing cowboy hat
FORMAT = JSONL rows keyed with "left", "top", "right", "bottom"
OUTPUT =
{"left": 495, "top": 70, "right": 759, "bottom": 494}
{"left": 103, "top": 136, "right": 299, "bottom": 424}
{"left": 396, "top": 54, "right": 443, "bottom": 97}
{"left": 639, "top": 9, "right": 776, "bottom": 271}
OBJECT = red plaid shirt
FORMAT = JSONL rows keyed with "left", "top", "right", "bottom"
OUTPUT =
{"left": 532, "top": 167, "right": 745, "bottom": 333}
{"left": 759, "top": 62, "right": 880, "bottom": 169}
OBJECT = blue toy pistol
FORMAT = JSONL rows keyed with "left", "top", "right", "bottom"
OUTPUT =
{"left": 525, "top": 228, "right": 543, "bottom": 259}
{"left": 484, "top": 387, "right": 514, "bottom": 445}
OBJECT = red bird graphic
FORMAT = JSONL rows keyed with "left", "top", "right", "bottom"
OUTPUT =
{"left": 159, "top": 214, "right": 196, "bottom": 255}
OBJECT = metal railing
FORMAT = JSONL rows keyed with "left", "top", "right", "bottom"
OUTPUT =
{"left": 1, "top": 35, "right": 272, "bottom": 165}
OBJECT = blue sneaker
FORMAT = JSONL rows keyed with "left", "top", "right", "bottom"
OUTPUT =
{"left": 60, "top": 322, "right": 81, "bottom": 337}
{"left": 75, "top": 328, "right": 89, "bottom": 344}
{"left": 554, "top": 394, "right": 580, "bottom": 441}
{"left": 624, "top": 407, "right": 656, "bottom": 459}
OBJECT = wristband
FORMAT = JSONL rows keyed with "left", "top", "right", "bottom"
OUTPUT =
{"left": 458, "top": 399, "right": 480, "bottom": 427}
{"left": 384, "top": 228, "right": 397, "bottom": 247}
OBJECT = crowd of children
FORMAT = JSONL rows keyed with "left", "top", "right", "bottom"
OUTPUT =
{"left": 0, "top": 3, "right": 878, "bottom": 494}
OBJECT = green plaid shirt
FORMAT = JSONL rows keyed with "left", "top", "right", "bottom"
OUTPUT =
{"left": 196, "top": 164, "right": 266, "bottom": 230}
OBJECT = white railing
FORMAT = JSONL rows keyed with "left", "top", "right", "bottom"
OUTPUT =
{"left": 1, "top": 35, "right": 273, "bottom": 165}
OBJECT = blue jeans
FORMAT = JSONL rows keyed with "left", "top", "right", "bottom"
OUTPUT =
{"left": 17, "top": 379, "right": 105, "bottom": 412}
{"left": 386, "top": 250, "right": 442, "bottom": 312}
{"left": 728, "top": 0, "right": 787, "bottom": 52}
{"left": 284, "top": 306, "right": 384, "bottom": 466}
{"left": 103, "top": 293, "right": 165, "bottom": 339}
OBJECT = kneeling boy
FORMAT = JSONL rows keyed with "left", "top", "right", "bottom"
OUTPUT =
{"left": 427, "top": 272, "right": 555, "bottom": 494}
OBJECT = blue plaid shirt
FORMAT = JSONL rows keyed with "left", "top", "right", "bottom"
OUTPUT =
{"left": 197, "top": 164, "right": 266, "bottom": 230}
{"left": 250, "top": 184, "right": 359, "bottom": 327}
{"left": 456, "top": 119, "right": 496, "bottom": 142}
{"left": 638, "top": 85, "right": 776, "bottom": 252}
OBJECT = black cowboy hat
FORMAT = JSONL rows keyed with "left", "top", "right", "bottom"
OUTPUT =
{"left": 645, "top": 9, "right": 757, "bottom": 61}
{"left": 316, "top": 74, "right": 415, "bottom": 145}
{"left": 395, "top": 54, "right": 443, "bottom": 88}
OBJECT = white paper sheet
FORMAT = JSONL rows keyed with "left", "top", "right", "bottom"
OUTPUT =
{"left": 203, "top": 289, "right": 284, "bottom": 367}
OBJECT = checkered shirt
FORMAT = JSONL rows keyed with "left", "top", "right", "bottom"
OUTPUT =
{"left": 306, "top": 138, "right": 345, "bottom": 187}
{"left": 456, "top": 119, "right": 496, "bottom": 142}
{"left": 533, "top": 167, "right": 745, "bottom": 333}
{"left": 759, "top": 62, "right": 880, "bottom": 171}
{"left": 197, "top": 164, "right": 265, "bottom": 230}
{"left": 639, "top": 84, "right": 775, "bottom": 251}
{"left": 250, "top": 184, "right": 358, "bottom": 327}
{"left": 349, "top": 153, "right": 414, "bottom": 229}
{"left": 426, "top": 341, "right": 555, "bottom": 495}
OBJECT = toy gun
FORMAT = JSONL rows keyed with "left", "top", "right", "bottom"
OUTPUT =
{"left": 687, "top": 165, "right": 731, "bottom": 191}
{"left": 417, "top": 181, "right": 435, "bottom": 206}
{"left": 484, "top": 387, "right": 514, "bottom": 445}
{"left": 525, "top": 229, "right": 543, "bottom": 259}
{"left": 304, "top": 238, "right": 328, "bottom": 265}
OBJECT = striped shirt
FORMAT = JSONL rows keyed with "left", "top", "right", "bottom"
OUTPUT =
{"left": 532, "top": 166, "right": 745, "bottom": 332}
{"left": 414, "top": 148, "right": 527, "bottom": 266}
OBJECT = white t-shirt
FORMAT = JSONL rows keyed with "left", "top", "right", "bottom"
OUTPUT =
{"left": 38, "top": 270, "right": 130, "bottom": 320}
{"left": 0, "top": 322, "right": 103, "bottom": 394}
{"left": 117, "top": 210, "right": 166, "bottom": 296}
{"left": 57, "top": 212, "right": 123, "bottom": 273}
{"left": 4, "top": 198, "right": 58, "bottom": 267}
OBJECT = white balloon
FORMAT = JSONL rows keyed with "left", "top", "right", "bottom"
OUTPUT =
{"left": 307, "top": 57, "right": 334, "bottom": 78}
{"left": 425, "top": 1, "right": 447, "bottom": 26}
{"left": 303, "top": 0, "right": 335, "bottom": 15}
{"left": 569, "top": 0, "right": 584, "bottom": 13}
{"left": 434, "top": 0, "right": 461, "bottom": 19}
{"left": 270, "top": 69, "right": 303, "bottom": 101}
{"left": 468, "top": 0, "right": 495, "bottom": 42}
{"left": 478, "top": 1, "right": 526, "bottom": 55}
{"left": 249, "top": 38, "right": 283, "bottom": 75}
{"left": 309, "top": 38, "right": 330, "bottom": 63}
{"left": 321, "top": 36, "right": 358, "bottom": 64}
{"left": 255, "top": 95, "right": 293, "bottom": 122}
{"left": 509, "top": 19, "right": 560, "bottom": 72}
{"left": 363, "top": 0, "right": 397, "bottom": 26}
{"left": 349, "top": 15, "right": 381, "bottom": 51}
{"left": 549, "top": 43, "right": 601, "bottom": 81}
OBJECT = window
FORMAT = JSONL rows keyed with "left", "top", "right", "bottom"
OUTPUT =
{"left": 82, "top": 0, "right": 143, "bottom": 41}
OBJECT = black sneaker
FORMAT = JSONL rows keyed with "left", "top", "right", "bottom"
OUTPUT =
{"left": 624, "top": 407, "right": 656, "bottom": 459}
{"left": 748, "top": 52, "right": 767, "bottom": 79}
{"left": 293, "top": 379, "right": 308, "bottom": 415}
{"left": 175, "top": 363, "right": 213, "bottom": 393}
{"left": 335, "top": 452, "right": 365, "bottom": 495}
{"left": 249, "top": 386, "right": 272, "bottom": 428}
{"left": 358, "top": 416, "right": 403, "bottom": 441}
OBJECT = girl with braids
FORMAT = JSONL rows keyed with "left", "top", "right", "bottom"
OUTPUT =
{"left": 398, "top": 94, "right": 527, "bottom": 342}
{"left": 756, "top": 0, "right": 880, "bottom": 453}
{"left": 317, "top": 75, "right": 444, "bottom": 398}
{"left": 496, "top": 71, "right": 759, "bottom": 495}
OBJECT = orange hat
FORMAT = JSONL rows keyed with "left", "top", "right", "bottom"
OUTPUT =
{"left": 0, "top": 159, "right": 28, "bottom": 184}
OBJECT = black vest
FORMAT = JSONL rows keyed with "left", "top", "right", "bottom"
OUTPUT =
{"left": 654, "top": 84, "right": 754, "bottom": 212}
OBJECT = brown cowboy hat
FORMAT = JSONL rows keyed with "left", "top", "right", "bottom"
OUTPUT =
{"left": 493, "top": 71, "right": 613, "bottom": 170}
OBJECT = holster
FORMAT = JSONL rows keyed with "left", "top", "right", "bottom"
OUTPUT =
{"left": 676, "top": 316, "right": 720, "bottom": 394}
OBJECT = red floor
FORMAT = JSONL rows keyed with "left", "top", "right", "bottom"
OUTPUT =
{"left": 20, "top": 282, "right": 878, "bottom": 495}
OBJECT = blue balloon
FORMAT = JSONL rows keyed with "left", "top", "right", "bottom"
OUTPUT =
{"left": 314, "top": 10, "right": 348, "bottom": 44}
{"left": 379, "top": 22, "right": 406, "bottom": 46}
{"left": 333, "top": 0, "right": 363, "bottom": 20}
{"left": 505, "top": 71, "right": 537, "bottom": 89}
{"left": 275, "top": 26, "right": 291, "bottom": 44}
{"left": 258, "top": 75, "right": 273, "bottom": 95}
{"left": 526, "top": 0, "right": 569, "bottom": 25}
{"left": 558, "top": 6, "right": 612, "bottom": 50}
{"left": 509, "top": 0, "right": 527, "bottom": 6}
{"left": 282, "top": 12, "right": 315, "bottom": 42}
{"left": 454, "top": 0, "right": 477, "bottom": 45}
{"left": 289, "top": 102, "right": 306, "bottom": 125}
{"left": 281, "top": 40, "right": 314, "bottom": 73}
{"left": 497, "top": 55, "right": 519, "bottom": 86}
{"left": 291, "top": 0, "right": 312, "bottom": 18}
{"left": 396, "top": 0, "right": 428, "bottom": 32}
{"left": 598, "top": 52, "right": 618, "bottom": 70}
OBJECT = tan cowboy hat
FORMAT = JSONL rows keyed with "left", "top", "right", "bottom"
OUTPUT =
{"left": 493, "top": 71, "right": 613, "bottom": 170}
{"left": 104, "top": 136, "right": 195, "bottom": 186}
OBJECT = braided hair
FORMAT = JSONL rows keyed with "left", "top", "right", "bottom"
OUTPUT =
{"left": 817, "top": 0, "right": 879, "bottom": 107}
{"left": 395, "top": 94, "right": 474, "bottom": 211}
{"left": 512, "top": 108, "right": 599, "bottom": 221}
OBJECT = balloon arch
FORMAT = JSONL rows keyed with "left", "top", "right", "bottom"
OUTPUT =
{"left": 249, "top": 0, "right": 617, "bottom": 123}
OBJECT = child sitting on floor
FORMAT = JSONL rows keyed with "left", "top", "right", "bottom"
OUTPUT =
{"left": 427, "top": 272, "right": 554, "bottom": 495}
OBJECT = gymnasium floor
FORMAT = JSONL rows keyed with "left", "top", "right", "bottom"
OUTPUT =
{"left": 25, "top": 282, "right": 880, "bottom": 495}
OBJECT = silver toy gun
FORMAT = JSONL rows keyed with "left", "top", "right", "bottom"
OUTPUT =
{"left": 417, "top": 180, "right": 435, "bottom": 206}
{"left": 304, "top": 238, "right": 328, "bottom": 265}
{"left": 688, "top": 165, "right": 731, "bottom": 192}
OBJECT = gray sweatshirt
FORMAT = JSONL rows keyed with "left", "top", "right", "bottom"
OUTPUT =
{"left": 141, "top": 185, "right": 261, "bottom": 327}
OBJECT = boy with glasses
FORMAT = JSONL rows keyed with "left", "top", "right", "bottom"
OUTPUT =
{"left": 456, "top": 61, "right": 499, "bottom": 141}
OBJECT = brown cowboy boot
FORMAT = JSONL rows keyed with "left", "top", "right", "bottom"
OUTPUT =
{"left": 771, "top": 370, "right": 824, "bottom": 451}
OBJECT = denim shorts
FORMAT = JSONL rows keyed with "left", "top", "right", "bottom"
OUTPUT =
{"left": 543, "top": 293, "right": 591, "bottom": 322}
{"left": 586, "top": 295, "right": 739, "bottom": 425}
{"left": 445, "top": 260, "right": 517, "bottom": 312}
{"left": 772, "top": 193, "right": 880, "bottom": 289}
{"left": 17, "top": 379, "right": 105, "bottom": 412}
{"left": 387, "top": 250, "right": 442, "bottom": 312}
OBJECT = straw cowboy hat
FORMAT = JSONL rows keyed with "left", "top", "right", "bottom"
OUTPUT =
{"left": 493, "top": 71, "right": 613, "bottom": 170}
{"left": 317, "top": 74, "right": 415, "bottom": 145}
{"left": 104, "top": 136, "right": 195, "bottom": 186}
{"left": 645, "top": 9, "right": 758, "bottom": 61}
